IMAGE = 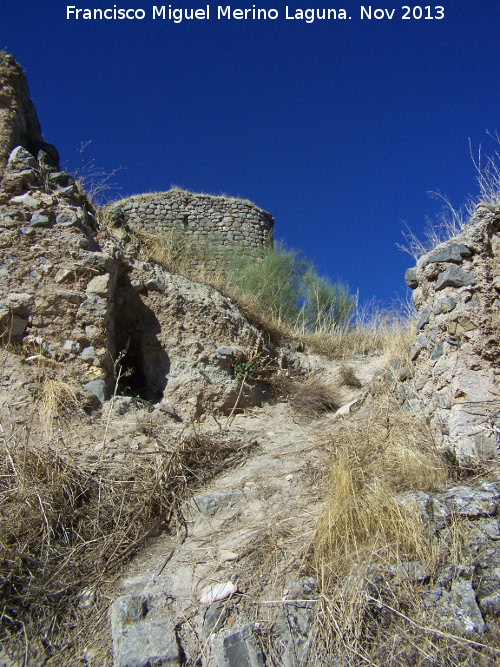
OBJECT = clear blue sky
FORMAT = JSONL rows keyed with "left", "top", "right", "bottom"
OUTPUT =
{"left": 2, "top": 1, "right": 499, "bottom": 305}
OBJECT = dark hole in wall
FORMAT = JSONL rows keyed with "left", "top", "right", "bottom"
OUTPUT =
{"left": 114, "top": 274, "right": 170, "bottom": 404}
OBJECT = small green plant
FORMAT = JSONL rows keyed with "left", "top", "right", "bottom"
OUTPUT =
{"left": 233, "top": 361, "right": 255, "bottom": 382}
{"left": 5, "top": 341, "right": 24, "bottom": 356}
{"left": 133, "top": 395, "right": 154, "bottom": 412}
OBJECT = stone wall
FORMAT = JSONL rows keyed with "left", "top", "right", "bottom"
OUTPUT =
{"left": 0, "top": 52, "right": 59, "bottom": 183}
{"left": 402, "top": 205, "right": 500, "bottom": 460}
{"left": 109, "top": 189, "right": 274, "bottom": 255}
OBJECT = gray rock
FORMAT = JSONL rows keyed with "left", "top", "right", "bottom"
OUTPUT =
{"left": 410, "top": 333, "right": 427, "bottom": 361}
{"left": 56, "top": 184, "right": 76, "bottom": 197}
{"left": 417, "top": 306, "right": 432, "bottom": 330}
{"left": 83, "top": 380, "right": 106, "bottom": 404}
{"left": 83, "top": 251, "right": 114, "bottom": 273}
{"left": 62, "top": 340, "right": 81, "bottom": 354}
{"left": 397, "top": 491, "right": 450, "bottom": 531}
{"left": 147, "top": 279, "right": 164, "bottom": 293}
{"left": 438, "top": 486, "right": 499, "bottom": 518}
{"left": 428, "top": 243, "right": 472, "bottom": 264}
{"left": 37, "top": 149, "right": 57, "bottom": 170}
{"left": 8, "top": 314, "right": 27, "bottom": 339}
{"left": 29, "top": 213, "right": 50, "bottom": 227}
{"left": 79, "top": 295, "right": 108, "bottom": 318}
{"left": 109, "top": 595, "right": 180, "bottom": 667}
{"left": 435, "top": 266, "right": 476, "bottom": 291}
{"left": 48, "top": 172, "right": 74, "bottom": 187}
{"left": 10, "top": 193, "right": 40, "bottom": 208}
{"left": 6, "top": 146, "right": 37, "bottom": 171}
{"left": 276, "top": 577, "right": 317, "bottom": 667}
{"left": 390, "top": 561, "right": 430, "bottom": 583}
{"left": 20, "top": 226, "right": 35, "bottom": 236}
{"left": 216, "top": 348, "right": 234, "bottom": 358}
{"left": 56, "top": 211, "right": 78, "bottom": 227}
{"left": 211, "top": 625, "right": 264, "bottom": 667}
{"left": 449, "top": 578, "right": 486, "bottom": 634}
{"left": 405, "top": 267, "right": 418, "bottom": 289}
{"left": 2, "top": 168, "right": 39, "bottom": 194}
{"left": 422, "top": 579, "right": 485, "bottom": 635}
{"left": 131, "top": 280, "right": 145, "bottom": 292}
{"left": 157, "top": 403, "right": 181, "bottom": 420}
{"left": 202, "top": 601, "right": 227, "bottom": 637}
{"left": 434, "top": 390, "right": 452, "bottom": 409}
{"left": 479, "top": 593, "right": 500, "bottom": 617}
{"left": 188, "top": 489, "right": 242, "bottom": 518}
{"left": 433, "top": 297, "right": 456, "bottom": 314}
{"left": 430, "top": 341, "right": 444, "bottom": 361}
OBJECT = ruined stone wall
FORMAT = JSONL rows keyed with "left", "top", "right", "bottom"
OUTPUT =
{"left": 0, "top": 52, "right": 59, "bottom": 183}
{"left": 402, "top": 205, "right": 500, "bottom": 460}
{"left": 110, "top": 189, "right": 274, "bottom": 254}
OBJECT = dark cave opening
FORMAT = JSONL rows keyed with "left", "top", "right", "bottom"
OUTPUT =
{"left": 114, "top": 274, "right": 170, "bottom": 405}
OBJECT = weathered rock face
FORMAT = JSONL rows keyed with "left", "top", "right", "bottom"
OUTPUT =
{"left": 403, "top": 206, "right": 500, "bottom": 460}
{"left": 0, "top": 54, "right": 274, "bottom": 420}
{"left": 108, "top": 249, "right": 275, "bottom": 418}
{"left": 0, "top": 53, "right": 59, "bottom": 184}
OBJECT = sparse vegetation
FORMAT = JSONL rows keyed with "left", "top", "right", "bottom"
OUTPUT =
{"left": 339, "top": 364, "right": 362, "bottom": 388}
{"left": 123, "top": 222, "right": 369, "bottom": 351}
{"left": 308, "top": 393, "right": 500, "bottom": 665}
{"left": 289, "top": 377, "right": 340, "bottom": 418}
{"left": 36, "top": 378, "right": 81, "bottom": 436}
{"left": 0, "top": 418, "right": 256, "bottom": 663}
{"left": 399, "top": 134, "right": 500, "bottom": 260}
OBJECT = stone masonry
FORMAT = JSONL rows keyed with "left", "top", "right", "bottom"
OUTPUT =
{"left": 402, "top": 205, "right": 500, "bottom": 461}
{"left": 109, "top": 189, "right": 274, "bottom": 255}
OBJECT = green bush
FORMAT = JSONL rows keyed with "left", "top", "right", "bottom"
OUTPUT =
{"left": 224, "top": 243, "right": 354, "bottom": 333}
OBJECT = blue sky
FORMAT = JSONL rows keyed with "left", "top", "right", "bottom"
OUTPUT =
{"left": 2, "top": 1, "right": 499, "bottom": 305}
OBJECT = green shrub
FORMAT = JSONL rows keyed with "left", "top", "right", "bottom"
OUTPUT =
{"left": 224, "top": 243, "right": 354, "bottom": 333}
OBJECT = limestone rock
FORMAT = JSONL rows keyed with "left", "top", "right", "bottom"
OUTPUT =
{"left": 211, "top": 625, "right": 264, "bottom": 667}
{"left": 109, "top": 595, "right": 180, "bottom": 667}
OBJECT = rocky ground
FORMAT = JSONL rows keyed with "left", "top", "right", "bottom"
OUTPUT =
{"left": 2, "top": 51, "right": 500, "bottom": 666}
{"left": 80, "top": 354, "right": 381, "bottom": 667}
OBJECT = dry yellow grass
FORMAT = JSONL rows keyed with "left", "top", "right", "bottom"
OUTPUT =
{"left": 112, "top": 186, "right": 256, "bottom": 207}
{"left": 289, "top": 377, "right": 340, "bottom": 419}
{"left": 36, "top": 378, "right": 81, "bottom": 437}
{"left": 314, "top": 400, "right": 446, "bottom": 589}
{"left": 306, "top": 394, "right": 500, "bottom": 665}
{"left": 299, "top": 310, "right": 416, "bottom": 362}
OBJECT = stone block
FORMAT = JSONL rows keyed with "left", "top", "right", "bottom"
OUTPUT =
{"left": 435, "top": 266, "right": 476, "bottom": 290}
{"left": 109, "top": 595, "right": 180, "bottom": 667}
{"left": 212, "top": 626, "right": 264, "bottom": 667}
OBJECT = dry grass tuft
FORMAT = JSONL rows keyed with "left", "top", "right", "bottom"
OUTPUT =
{"left": 314, "top": 397, "right": 446, "bottom": 586}
{"left": 305, "top": 397, "right": 500, "bottom": 665}
{"left": 0, "top": 422, "right": 255, "bottom": 663}
{"left": 137, "top": 228, "right": 218, "bottom": 279}
{"left": 300, "top": 308, "right": 416, "bottom": 362}
{"left": 114, "top": 187, "right": 256, "bottom": 207}
{"left": 289, "top": 378, "right": 340, "bottom": 419}
{"left": 36, "top": 378, "right": 81, "bottom": 436}
{"left": 339, "top": 365, "right": 362, "bottom": 388}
